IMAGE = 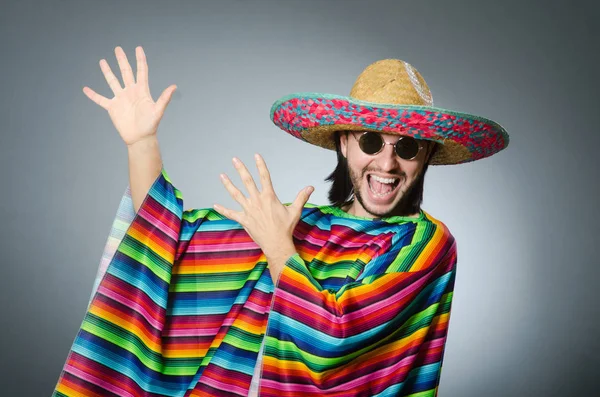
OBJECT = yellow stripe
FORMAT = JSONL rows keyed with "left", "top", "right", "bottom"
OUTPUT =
{"left": 87, "top": 304, "right": 161, "bottom": 352}
{"left": 128, "top": 226, "right": 174, "bottom": 263}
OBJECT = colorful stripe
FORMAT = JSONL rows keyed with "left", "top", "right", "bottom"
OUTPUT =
{"left": 53, "top": 167, "right": 457, "bottom": 396}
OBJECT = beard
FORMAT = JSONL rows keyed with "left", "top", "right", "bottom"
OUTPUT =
{"left": 348, "top": 165, "right": 426, "bottom": 218}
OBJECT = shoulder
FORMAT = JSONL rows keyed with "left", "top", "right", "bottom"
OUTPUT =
{"left": 181, "top": 207, "right": 242, "bottom": 226}
{"left": 421, "top": 209, "right": 453, "bottom": 233}
{"left": 420, "top": 209, "right": 458, "bottom": 254}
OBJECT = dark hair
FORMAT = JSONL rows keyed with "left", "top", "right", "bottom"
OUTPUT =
{"left": 324, "top": 131, "right": 355, "bottom": 208}
{"left": 324, "top": 131, "right": 438, "bottom": 216}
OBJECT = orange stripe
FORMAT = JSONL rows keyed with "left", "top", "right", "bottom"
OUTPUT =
{"left": 88, "top": 302, "right": 161, "bottom": 352}
{"left": 128, "top": 222, "right": 174, "bottom": 263}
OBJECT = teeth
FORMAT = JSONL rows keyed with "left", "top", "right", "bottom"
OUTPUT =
{"left": 368, "top": 175, "right": 399, "bottom": 198}
{"left": 371, "top": 175, "right": 397, "bottom": 184}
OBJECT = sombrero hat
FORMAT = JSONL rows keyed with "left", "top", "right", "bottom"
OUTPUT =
{"left": 269, "top": 59, "right": 509, "bottom": 165}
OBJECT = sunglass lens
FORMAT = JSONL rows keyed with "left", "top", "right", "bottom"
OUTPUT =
{"left": 358, "top": 132, "right": 383, "bottom": 154}
{"left": 395, "top": 137, "right": 419, "bottom": 159}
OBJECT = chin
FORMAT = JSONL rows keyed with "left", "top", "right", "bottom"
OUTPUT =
{"left": 367, "top": 202, "right": 404, "bottom": 218}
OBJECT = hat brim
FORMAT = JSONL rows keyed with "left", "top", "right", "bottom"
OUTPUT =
{"left": 270, "top": 93, "right": 509, "bottom": 165}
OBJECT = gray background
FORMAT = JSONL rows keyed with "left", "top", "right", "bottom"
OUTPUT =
{"left": 1, "top": 0, "right": 598, "bottom": 396}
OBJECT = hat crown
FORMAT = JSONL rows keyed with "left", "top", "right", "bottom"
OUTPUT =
{"left": 349, "top": 59, "right": 434, "bottom": 106}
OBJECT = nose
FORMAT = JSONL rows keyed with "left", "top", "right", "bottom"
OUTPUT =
{"left": 376, "top": 139, "right": 402, "bottom": 171}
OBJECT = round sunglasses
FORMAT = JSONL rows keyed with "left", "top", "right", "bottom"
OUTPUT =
{"left": 350, "top": 131, "right": 425, "bottom": 160}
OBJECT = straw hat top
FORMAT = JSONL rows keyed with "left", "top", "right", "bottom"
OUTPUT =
{"left": 349, "top": 59, "right": 433, "bottom": 107}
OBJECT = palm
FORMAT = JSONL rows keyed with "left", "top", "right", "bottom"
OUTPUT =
{"left": 107, "top": 89, "right": 159, "bottom": 145}
{"left": 83, "top": 46, "right": 176, "bottom": 146}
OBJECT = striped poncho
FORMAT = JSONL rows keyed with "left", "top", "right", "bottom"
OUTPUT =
{"left": 53, "top": 167, "right": 457, "bottom": 397}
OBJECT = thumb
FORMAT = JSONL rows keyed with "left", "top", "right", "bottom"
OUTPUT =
{"left": 156, "top": 84, "right": 177, "bottom": 114}
{"left": 291, "top": 186, "right": 314, "bottom": 212}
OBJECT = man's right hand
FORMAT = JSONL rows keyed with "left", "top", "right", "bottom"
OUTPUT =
{"left": 83, "top": 46, "right": 177, "bottom": 147}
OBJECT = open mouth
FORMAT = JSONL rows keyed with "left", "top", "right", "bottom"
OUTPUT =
{"left": 367, "top": 174, "right": 401, "bottom": 198}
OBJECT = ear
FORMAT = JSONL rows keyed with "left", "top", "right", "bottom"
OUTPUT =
{"left": 340, "top": 132, "right": 348, "bottom": 158}
{"left": 425, "top": 141, "right": 436, "bottom": 163}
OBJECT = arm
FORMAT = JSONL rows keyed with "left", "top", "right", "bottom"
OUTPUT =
{"left": 127, "top": 135, "right": 163, "bottom": 213}
{"left": 82, "top": 45, "right": 176, "bottom": 213}
{"left": 60, "top": 163, "right": 279, "bottom": 397}
{"left": 86, "top": 165, "right": 182, "bottom": 309}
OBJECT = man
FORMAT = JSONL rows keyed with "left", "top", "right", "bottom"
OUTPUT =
{"left": 53, "top": 46, "right": 509, "bottom": 396}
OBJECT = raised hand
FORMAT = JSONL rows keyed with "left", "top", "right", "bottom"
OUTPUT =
{"left": 83, "top": 46, "right": 177, "bottom": 146}
{"left": 213, "top": 154, "right": 314, "bottom": 279}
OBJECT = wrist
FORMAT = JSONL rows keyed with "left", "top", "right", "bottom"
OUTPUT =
{"left": 127, "top": 134, "right": 159, "bottom": 151}
{"left": 265, "top": 241, "right": 296, "bottom": 263}
{"left": 265, "top": 244, "right": 297, "bottom": 281}
{"left": 266, "top": 250, "right": 296, "bottom": 266}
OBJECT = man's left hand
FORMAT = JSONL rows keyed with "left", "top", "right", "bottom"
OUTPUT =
{"left": 213, "top": 154, "right": 314, "bottom": 274}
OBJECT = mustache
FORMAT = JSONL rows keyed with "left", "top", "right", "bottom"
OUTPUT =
{"left": 362, "top": 169, "right": 406, "bottom": 179}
